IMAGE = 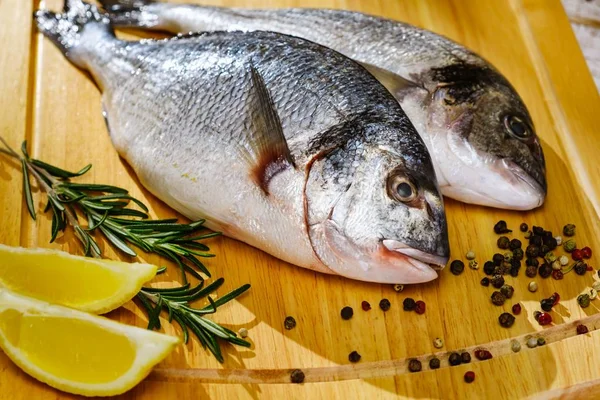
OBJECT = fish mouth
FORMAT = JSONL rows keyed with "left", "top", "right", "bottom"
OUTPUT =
{"left": 381, "top": 239, "right": 448, "bottom": 271}
{"left": 497, "top": 158, "right": 546, "bottom": 208}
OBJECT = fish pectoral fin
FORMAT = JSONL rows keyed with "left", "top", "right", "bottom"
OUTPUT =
{"left": 244, "top": 65, "right": 294, "bottom": 195}
{"left": 359, "top": 62, "right": 423, "bottom": 97}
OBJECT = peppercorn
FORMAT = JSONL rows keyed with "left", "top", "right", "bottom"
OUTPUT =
{"left": 480, "top": 277, "right": 490, "bottom": 287}
{"left": 483, "top": 261, "right": 495, "bottom": 275}
{"left": 564, "top": 239, "right": 577, "bottom": 252}
{"left": 526, "top": 337, "right": 538, "bottom": 348}
{"left": 540, "top": 298, "right": 554, "bottom": 312}
{"left": 469, "top": 260, "right": 479, "bottom": 270}
{"left": 543, "top": 230, "right": 553, "bottom": 239}
{"left": 526, "top": 258, "right": 539, "bottom": 267}
{"left": 532, "top": 226, "right": 544, "bottom": 236}
{"left": 552, "top": 270, "right": 564, "bottom": 280}
{"left": 493, "top": 253, "right": 504, "bottom": 266}
{"left": 530, "top": 235, "right": 543, "bottom": 246}
{"left": 450, "top": 260, "right": 465, "bottom": 275}
{"left": 348, "top": 351, "right": 361, "bottom": 363}
{"left": 433, "top": 338, "right": 444, "bottom": 349}
{"left": 509, "top": 239, "right": 522, "bottom": 250}
{"left": 474, "top": 349, "right": 492, "bottom": 360}
{"left": 393, "top": 284, "right": 405, "bottom": 292}
{"left": 512, "top": 303, "right": 522, "bottom": 315}
{"left": 408, "top": 359, "right": 422, "bottom": 373}
{"left": 493, "top": 265, "right": 505, "bottom": 276}
{"left": 524, "top": 265, "right": 537, "bottom": 278}
{"left": 574, "top": 261, "right": 587, "bottom": 276}
{"left": 501, "top": 284, "right": 514, "bottom": 299}
{"left": 513, "top": 248, "right": 524, "bottom": 261}
{"left": 238, "top": 327, "right": 248, "bottom": 338}
{"left": 559, "top": 255, "right": 569, "bottom": 266}
{"left": 460, "top": 352, "right": 471, "bottom": 364}
{"left": 464, "top": 371, "right": 475, "bottom": 384}
{"left": 537, "top": 312, "right": 552, "bottom": 326}
{"left": 551, "top": 260, "right": 562, "bottom": 271}
{"left": 415, "top": 300, "right": 426, "bottom": 315}
{"left": 545, "top": 237, "right": 558, "bottom": 251}
{"left": 563, "top": 224, "right": 576, "bottom": 237}
{"left": 520, "top": 223, "right": 528, "bottom": 232}
{"left": 340, "top": 307, "right": 354, "bottom": 320}
{"left": 540, "top": 245, "right": 550, "bottom": 256}
{"left": 526, "top": 245, "right": 540, "bottom": 258}
{"left": 550, "top": 292, "right": 560, "bottom": 306}
{"left": 539, "top": 263, "right": 552, "bottom": 278}
{"left": 524, "top": 231, "right": 532, "bottom": 239}
{"left": 511, "top": 340, "right": 521, "bottom": 352}
{"left": 533, "top": 311, "right": 541, "bottom": 321}
{"left": 499, "top": 312, "right": 516, "bottom": 328}
{"left": 448, "top": 352, "right": 461, "bottom": 366}
{"left": 528, "top": 281, "right": 538, "bottom": 292}
{"left": 491, "top": 274, "right": 505, "bottom": 289}
{"left": 593, "top": 281, "right": 600, "bottom": 292}
{"left": 555, "top": 236, "right": 563, "bottom": 245}
{"left": 290, "top": 369, "right": 305, "bottom": 383}
{"left": 544, "top": 252, "right": 557, "bottom": 263}
{"left": 509, "top": 266, "right": 519, "bottom": 277}
{"left": 403, "top": 298, "right": 416, "bottom": 311}
{"left": 589, "top": 288, "right": 598, "bottom": 300}
{"left": 578, "top": 293, "right": 591, "bottom": 308}
{"left": 284, "top": 316, "right": 297, "bottom": 330}
{"left": 379, "top": 299, "right": 391, "bottom": 311}
{"left": 537, "top": 337, "right": 546, "bottom": 346}
{"left": 497, "top": 236, "right": 510, "bottom": 249}
{"left": 587, "top": 265, "right": 594, "bottom": 272}
{"left": 582, "top": 247, "right": 592, "bottom": 259}
{"left": 577, "top": 324, "right": 589, "bottom": 335}
{"left": 466, "top": 250, "right": 476, "bottom": 260}
{"left": 361, "top": 301, "right": 371, "bottom": 311}
{"left": 429, "top": 357, "right": 441, "bottom": 369}
{"left": 572, "top": 249, "right": 583, "bottom": 261}
{"left": 503, "top": 252, "right": 513, "bottom": 262}
{"left": 491, "top": 291, "right": 506, "bottom": 306}
{"left": 494, "top": 220, "right": 511, "bottom": 234}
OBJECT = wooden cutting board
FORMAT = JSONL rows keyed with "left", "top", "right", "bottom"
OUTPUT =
{"left": 1, "top": 0, "right": 600, "bottom": 398}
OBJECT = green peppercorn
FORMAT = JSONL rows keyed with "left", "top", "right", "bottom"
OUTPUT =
{"left": 564, "top": 239, "right": 577, "bottom": 253}
{"left": 526, "top": 258, "right": 539, "bottom": 267}
{"left": 511, "top": 340, "right": 521, "bottom": 352}
{"left": 513, "top": 248, "right": 524, "bottom": 261}
{"left": 460, "top": 352, "right": 471, "bottom": 364}
{"left": 408, "top": 359, "right": 422, "bottom": 372}
{"left": 577, "top": 293, "right": 591, "bottom": 308}
{"left": 429, "top": 357, "right": 441, "bottom": 369}
{"left": 525, "top": 265, "right": 537, "bottom": 278}
{"left": 491, "top": 291, "right": 506, "bottom": 306}
{"left": 526, "top": 245, "right": 540, "bottom": 258}
{"left": 501, "top": 284, "right": 515, "bottom": 299}
{"left": 509, "top": 239, "right": 522, "bottom": 250}
{"left": 450, "top": 260, "right": 465, "bottom": 275}
{"left": 520, "top": 223, "right": 528, "bottom": 232}
{"left": 491, "top": 274, "right": 505, "bottom": 289}
{"left": 539, "top": 263, "right": 552, "bottom": 278}
{"left": 563, "top": 224, "right": 576, "bottom": 237}
{"left": 483, "top": 261, "right": 495, "bottom": 275}
{"left": 494, "top": 220, "right": 512, "bottom": 234}
{"left": 493, "top": 253, "right": 504, "bottom": 266}
{"left": 448, "top": 352, "right": 461, "bottom": 366}
{"left": 497, "top": 236, "right": 510, "bottom": 249}
{"left": 499, "top": 312, "right": 516, "bottom": 328}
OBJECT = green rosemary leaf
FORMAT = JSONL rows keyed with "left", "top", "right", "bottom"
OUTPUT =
{"left": 43, "top": 200, "right": 52, "bottom": 213}
{"left": 88, "top": 210, "right": 109, "bottom": 231}
{"left": 109, "top": 217, "right": 177, "bottom": 225}
{"left": 189, "top": 314, "right": 231, "bottom": 340}
{"left": 21, "top": 160, "right": 36, "bottom": 220}
{"left": 136, "top": 293, "right": 158, "bottom": 329}
{"left": 177, "top": 242, "right": 210, "bottom": 251}
{"left": 177, "top": 232, "right": 222, "bottom": 242}
{"left": 182, "top": 254, "right": 210, "bottom": 277}
{"left": 58, "top": 193, "right": 86, "bottom": 203}
{"left": 87, "top": 194, "right": 149, "bottom": 212}
{"left": 106, "top": 208, "right": 148, "bottom": 218}
{"left": 184, "top": 248, "right": 216, "bottom": 258}
{"left": 129, "top": 223, "right": 196, "bottom": 233}
{"left": 154, "top": 248, "right": 188, "bottom": 284}
{"left": 98, "top": 225, "right": 137, "bottom": 257}
{"left": 156, "top": 266, "right": 167, "bottom": 274}
{"left": 185, "top": 314, "right": 224, "bottom": 362}
{"left": 60, "top": 182, "right": 128, "bottom": 193}
{"left": 171, "top": 313, "right": 189, "bottom": 344}
{"left": 148, "top": 295, "right": 164, "bottom": 330}
{"left": 30, "top": 158, "right": 92, "bottom": 178}
{"left": 142, "top": 282, "right": 193, "bottom": 294}
{"left": 49, "top": 194, "right": 66, "bottom": 211}
{"left": 81, "top": 199, "right": 117, "bottom": 211}
{"left": 20, "top": 141, "right": 30, "bottom": 160}
{"left": 204, "top": 284, "right": 251, "bottom": 309}
{"left": 74, "top": 225, "right": 91, "bottom": 256}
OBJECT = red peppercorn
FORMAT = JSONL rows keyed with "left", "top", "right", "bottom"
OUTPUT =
{"left": 582, "top": 247, "right": 592, "bottom": 259}
{"left": 464, "top": 371, "right": 475, "bottom": 383}
{"left": 552, "top": 270, "right": 564, "bottom": 280}
{"left": 537, "top": 312, "right": 552, "bottom": 326}
{"left": 572, "top": 249, "right": 583, "bottom": 261}
{"left": 512, "top": 303, "right": 522, "bottom": 315}
{"left": 474, "top": 349, "right": 492, "bottom": 360}
{"left": 587, "top": 265, "right": 594, "bottom": 272}
{"left": 550, "top": 292, "right": 560, "bottom": 306}
{"left": 415, "top": 300, "right": 426, "bottom": 315}
{"left": 361, "top": 301, "right": 371, "bottom": 311}
{"left": 577, "top": 324, "right": 589, "bottom": 335}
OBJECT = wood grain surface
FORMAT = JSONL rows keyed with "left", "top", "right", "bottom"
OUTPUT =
{"left": 1, "top": 0, "right": 599, "bottom": 399}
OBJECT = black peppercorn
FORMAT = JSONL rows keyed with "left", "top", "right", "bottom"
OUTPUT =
{"left": 348, "top": 351, "right": 361, "bottom": 363}
{"left": 525, "top": 265, "right": 538, "bottom": 278}
{"left": 511, "top": 258, "right": 521, "bottom": 269}
{"left": 520, "top": 223, "right": 528, "bottom": 232}
{"left": 530, "top": 235, "right": 543, "bottom": 246}
{"left": 497, "top": 236, "right": 510, "bottom": 249}
{"left": 540, "top": 244, "right": 550, "bottom": 256}
{"left": 379, "top": 298, "right": 391, "bottom": 311}
{"left": 526, "top": 245, "right": 540, "bottom": 258}
{"left": 494, "top": 220, "right": 512, "bottom": 234}
{"left": 340, "top": 307, "right": 354, "bottom": 320}
{"left": 403, "top": 298, "right": 416, "bottom": 311}
{"left": 500, "top": 284, "right": 514, "bottom": 299}
{"left": 543, "top": 230, "right": 553, "bottom": 239}
{"left": 526, "top": 258, "right": 539, "bottom": 267}
{"left": 539, "top": 263, "right": 552, "bottom": 278}
{"left": 491, "top": 274, "right": 505, "bottom": 289}
{"left": 532, "top": 226, "right": 544, "bottom": 236}
{"left": 509, "top": 239, "right": 522, "bottom": 250}
{"left": 480, "top": 277, "right": 490, "bottom": 287}
{"left": 509, "top": 266, "right": 519, "bottom": 277}
{"left": 574, "top": 261, "right": 587, "bottom": 276}
{"left": 513, "top": 248, "right": 524, "bottom": 261}
{"left": 544, "top": 237, "right": 558, "bottom": 251}
{"left": 450, "top": 260, "right": 465, "bottom": 275}
{"left": 460, "top": 352, "right": 471, "bottom": 364}
{"left": 483, "top": 261, "right": 495, "bottom": 275}
{"left": 499, "top": 312, "right": 516, "bottom": 328}
{"left": 408, "top": 359, "right": 422, "bottom": 372}
{"left": 429, "top": 357, "right": 441, "bottom": 369}
{"left": 290, "top": 369, "right": 305, "bottom": 383}
{"left": 448, "top": 352, "right": 461, "bottom": 366}
{"left": 284, "top": 316, "right": 297, "bottom": 330}
{"left": 491, "top": 291, "right": 506, "bottom": 306}
{"left": 493, "top": 253, "right": 504, "bottom": 266}
{"left": 494, "top": 265, "right": 507, "bottom": 276}
{"left": 541, "top": 298, "right": 554, "bottom": 312}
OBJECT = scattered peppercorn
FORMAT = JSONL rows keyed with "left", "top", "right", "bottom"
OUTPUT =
{"left": 559, "top": 255, "right": 569, "bottom": 266}
{"left": 540, "top": 298, "right": 554, "bottom": 312}
{"left": 537, "top": 312, "right": 552, "bottom": 326}
{"left": 503, "top": 252, "right": 513, "bottom": 262}
{"left": 466, "top": 250, "right": 476, "bottom": 260}
{"left": 450, "top": 260, "right": 465, "bottom": 275}
{"left": 408, "top": 359, "right": 422, "bottom": 373}
{"left": 290, "top": 369, "right": 305, "bottom": 384}
{"left": 491, "top": 274, "right": 505, "bottom": 289}
{"left": 550, "top": 292, "right": 560, "bottom": 306}
{"left": 545, "top": 252, "right": 557, "bottom": 263}
{"left": 555, "top": 236, "right": 563, "bottom": 245}
{"left": 493, "top": 253, "right": 504, "bottom": 266}
{"left": 526, "top": 337, "right": 538, "bottom": 348}
{"left": 520, "top": 223, "right": 528, "bottom": 232}
{"left": 587, "top": 265, "right": 594, "bottom": 272}
{"left": 469, "top": 260, "right": 479, "bottom": 270}
{"left": 528, "top": 281, "right": 538, "bottom": 292}
{"left": 593, "top": 281, "right": 600, "bottom": 292}
{"left": 526, "top": 258, "right": 539, "bottom": 267}
{"left": 480, "top": 277, "right": 490, "bottom": 287}
{"left": 526, "top": 245, "right": 540, "bottom": 258}
{"left": 499, "top": 312, "right": 516, "bottom": 328}
{"left": 578, "top": 293, "right": 591, "bottom": 308}
{"left": 564, "top": 239, "right": 577, "bottom": 253}
{"left": 509, "top": 266, "right": 519, "bottom": 277}
{"left": 530, "top": 235, "right": 543, "bottom": 246}
{"left": 513, "top": 248, "right": 524, "bottom": 261}
{"left": 284, "top": 316, "right": 297, "bottom": 330}
{"left": 461, "top": 352, "right": 471, "bottom": 364}
{"left": 540, "top": 245, "right": 550, "bottom": 256}
{"left": 379, "top": 299, "right": 391, "bottom": 311}
{"left": 474, "top": 349, "right": 492, "bottom": 360}
{"left": 552, "top": 270, "right": 564, "bottom": 280}
{"left": 340, "top": 307, "right": 354, "bottom": 320}
{"left": 545, "top": 237, "right": 558, "bottom": 251}
{"left": 483, "top": 261, "right": 495, "bottom": 275}
{"left": 494, "top": 265, "right": 507, "bottom": 276}
{"left": 491, "top": 291, "right": 506, "bottom": 306}
{"left": 348, "top": 351, "right": 361, "bottom": 363}
{"left": 509, "top": 239, "right": 522, "bottom": 250}
{"left": 403, "top": 298, "right": 416, "bottom": 311}
{"left": 543, "top": 230, "right": 553, "bottom": 239}
{"left": 415, "top": 300, "right": 426, "bottom": 315}
{"left": 588, "top": 288, "right": 598, "bottom": 300}
{"left": 577, "top": 324, "right": 589, "bottom": 335}
{"left": 393, "top": 284, "right": 405, "bottom": 293}
{"left": 532, "top": 226, "right": 544, "bottom": 236}
{"left": 494, "top": 220, "right": 511, "bottom": 234}
{"left": 500, "top": 284, "right": 514, "bottom": 299}
{"left": 563, "top": 224, "right": 576, "bottom": 236}
{"left": 429, "top": 357, "right": 441, "bottom": 369}
{"left": 512, "top": 303, "right": 522, "bottom": 315}
{"left": 525, "top": 265, "right": 538, "bottom": 278}
{"left": 537, "top": 337, "right": 546, "bottom": 346}
{"left": 511, "top": 340, "right": 521, "bottom": 353}
{"left": 361, "top": 301, "right": 371, "bottom": 311}
{"left": 448, "top": 352, "right": 461, "bottom": 366}
{"left": 574, "top": 261, "right": 588, "bottom": 276}
{"left": 582, "top": 247, "right": 592, "bottom": 259}
{"left": 539, "top": 263, "right": 553, "bottom": 278}
{"left": 497, "top": 236, "right": 510, "bottom": 249}
{"left": 238, "top": 327, "right": 248, "bottom": 338}
{"left": 433, "top": 338, "right": 444, "bottom": 349}
{"left": 572, "top": 249, "right": 583, "bottom": 261}
{"left": 464, "top": 371, "right": 476, "bottom": 384}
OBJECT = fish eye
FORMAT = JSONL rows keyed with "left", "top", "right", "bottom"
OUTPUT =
{"left": 387, "top": 175, "right": 417, "bottom": 203}
{"left": 504, "top": 115, "right": 531, "bottom": 140}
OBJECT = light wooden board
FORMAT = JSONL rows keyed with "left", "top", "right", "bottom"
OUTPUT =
{"left": 1, "top": 0, "right": 600, "bottom": 398}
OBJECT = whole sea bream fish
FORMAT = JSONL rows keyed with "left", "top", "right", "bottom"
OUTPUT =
{"left": 35, "top": 0, "right": 449, "bottom": 284}
{"left": 99, "top": 0, "right": 548, "bottom": 210}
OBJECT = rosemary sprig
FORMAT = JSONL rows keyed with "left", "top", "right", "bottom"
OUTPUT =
{"left": 0, "top": 137, "right": 251, "bottom": 361}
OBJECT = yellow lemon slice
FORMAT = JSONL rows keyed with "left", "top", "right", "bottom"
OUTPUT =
{"left": 0, "top": 289, "right": 178, "bottom": 396}
{"left": 0, "top": 244, "right": 157, "bottom": 314}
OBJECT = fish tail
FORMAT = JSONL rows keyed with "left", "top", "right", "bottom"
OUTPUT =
{"left": 98, "top": 0, "right": 160, "bottom": 28}
{"left": 34, "top": 0, "right": 115, "bottom": 68}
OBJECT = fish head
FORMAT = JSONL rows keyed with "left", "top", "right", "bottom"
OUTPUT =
{"left": 425, "top": 66, "right": 547, "bottom": 210}
{"left": 305, "top": 122, "right": 449, "bottom": 284}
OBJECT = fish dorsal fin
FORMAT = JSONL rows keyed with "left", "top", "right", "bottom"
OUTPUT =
{"left": 359, "top": 62, "right": 422, "bottom": 97}
{"left": 245, "top": 65, "right": 294, "bottom": 195}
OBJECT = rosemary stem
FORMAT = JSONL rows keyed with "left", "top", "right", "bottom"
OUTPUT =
{"left": 0, "top": 136, "right": 20, "bottom": 158}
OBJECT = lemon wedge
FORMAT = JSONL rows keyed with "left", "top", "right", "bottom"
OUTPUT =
{"left": 0, "top": 244, "right": 157, "bottom": 314}
{"left": 0, "top": 289, "right": 178, "bottom": 396}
